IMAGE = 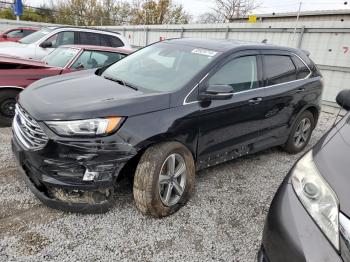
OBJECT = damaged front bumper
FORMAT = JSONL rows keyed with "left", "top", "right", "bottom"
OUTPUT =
{"left": 11, "top": 129, "right": 137, "bottom": 214}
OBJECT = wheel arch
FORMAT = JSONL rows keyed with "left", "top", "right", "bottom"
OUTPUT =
{"left": 117, "top": 136, "right": 197, "bottom": 182}
{"left": 0, "top": 86, "right": 24, "bottom": 93}
{"left": 305, "top": 105, "right": 320, "bottom": 127}
{"left": 289, "top": 104, "right": 321, "bottom": 129}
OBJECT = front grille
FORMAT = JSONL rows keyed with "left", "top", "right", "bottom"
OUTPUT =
{"left": 13, "top": 104, "right": 48, "bottom": 150}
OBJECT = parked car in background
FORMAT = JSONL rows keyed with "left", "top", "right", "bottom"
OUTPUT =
{"left": 0, "top": 26, "right": 131, "bottom": 60}
{"left": 11, "top": 38, "right": 323, "bottom": 217}
{"left": 0, "top": 27, "right": 38, "bottom": 42}
{"left": 258, "top": 90, "right": 350, "bottom": 262}
{"left": 0, "top": 45, "right": 132, "bottom": 126}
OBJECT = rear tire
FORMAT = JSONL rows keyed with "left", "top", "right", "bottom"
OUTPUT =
{"left": 133, "top": 142, "right": 195, "bottom": 217}
{"left": 283, "top": 111, "right": 315, "bottom": 154}
{"left": 0, "top": 90, "right": 19, "bottom": 127}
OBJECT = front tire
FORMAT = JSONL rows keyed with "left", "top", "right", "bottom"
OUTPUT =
{"left": 283, "top": 111, "right": 315, "bottom": 154}
{"left": 133, "top": 142, "right": 195, "bottom": 217}
{"left": 0, "top": 90, "right": 19, "bottom": 127}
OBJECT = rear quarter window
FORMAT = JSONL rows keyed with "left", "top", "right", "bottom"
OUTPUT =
{"left": 264, "top": 55, "right": 297, "bottom": 85}
{"left": 107, "top": 35, "right": 124, "bottom": 47}
{"left": 291, "top": 56, "right": 311, "bottom": 79}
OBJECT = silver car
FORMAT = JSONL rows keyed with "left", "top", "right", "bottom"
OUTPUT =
{"left": 0, "top": 26, "right": 131, "bottom": 60}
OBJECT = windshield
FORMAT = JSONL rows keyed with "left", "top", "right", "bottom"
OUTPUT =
{"left": 43, "top": 47, "right": 80, "bottom": 68}
{"left": 102, "top": 43, "right": 220, "bottom": 92}
{"left": 19, "top": 28, "right": 54, "bottom": 44}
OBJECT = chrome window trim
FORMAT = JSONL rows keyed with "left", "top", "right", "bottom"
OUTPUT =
{"left": 183, "top": 73, "right": 209, "bottom": 105}
{"left": 182, "top": 52, "right": 312, "bottom": 105}
{"left": 39, "top": 28, "right": 126, "bottom": 48}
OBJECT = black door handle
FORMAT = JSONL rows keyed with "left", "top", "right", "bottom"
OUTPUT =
{"left": 296, "top": 88, "right": 306, "bottom": 93}
{"left": 248, "top": 97, "right": 263, "bottom": 104}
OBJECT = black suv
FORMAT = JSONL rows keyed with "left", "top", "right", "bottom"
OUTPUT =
{"left": 11, "top": 38, "right": 323, "bottom": 217}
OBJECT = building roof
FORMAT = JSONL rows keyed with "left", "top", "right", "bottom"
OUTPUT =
{"left": 243, "top": 9, "right": 350, "bottom": 19}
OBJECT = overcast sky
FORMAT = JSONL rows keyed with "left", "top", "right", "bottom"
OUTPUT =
{"left": 26, "top": 0, "right": 350, "bottom": 18}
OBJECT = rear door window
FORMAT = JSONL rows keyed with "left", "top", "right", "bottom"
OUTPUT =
{"left": 263, "top": 55, "right": 297, "bottom": 86}
{"left": 292, "top": 56, "right": 311, "bottom": 79}
{"left": 78, "top": 32, "right": 100, "bottom": 46}
{"left": 100, "top": 35, "right": 110, "bottom": 46}
{"left": 208, "top": 56, "right": 259, "bottom": 93}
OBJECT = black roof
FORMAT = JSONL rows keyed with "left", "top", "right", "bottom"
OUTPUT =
{"left": 163, "top": 38, "right": 298, "bottom": 53}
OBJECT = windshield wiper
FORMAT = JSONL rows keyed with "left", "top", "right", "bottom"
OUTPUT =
{"left": 104, "top": 76, "right": 138, "bottom": 91}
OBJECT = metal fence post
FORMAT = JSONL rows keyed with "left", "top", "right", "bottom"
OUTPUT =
{"left": 225, "top": 26, "right": 230, "bottom": 39}
{"left": 180, "top": 27, "right": 184, "bottom": 38}
{"left": 123, "top": 27, "right": 126, "bottom": 37}
{"left": 145, "top": 27, "right": 149, "bottom": 46}
{"left": 297, "top": 26, "right": 305, "bottom": 48}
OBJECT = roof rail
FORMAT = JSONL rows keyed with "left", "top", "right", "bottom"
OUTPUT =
{"left": 47, "top": 26, "right": 121, "bottom": 35}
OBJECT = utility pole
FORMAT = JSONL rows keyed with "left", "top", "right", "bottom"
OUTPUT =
{"left": 294, "top": 1, "right": 302, "bottom": 35}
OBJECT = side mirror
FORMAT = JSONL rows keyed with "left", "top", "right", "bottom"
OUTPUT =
{"left": 199, "top": 84, "right": 234, "bottom": 101}
{"left": 75, "top": 63, "right": 85, "bottom": 70}
{"left": 336, "top": 90, "right": 350, "bottom": 111}
{"left": 40, "top": 41, "right": 53, "bottom": 48}
{"left": 2, "top": 34, "right": 7, "bottom": 39}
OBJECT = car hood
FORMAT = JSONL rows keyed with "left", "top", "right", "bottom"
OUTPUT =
{"left": 19, "top": 69, "right": 171, "bottom": 121}
{"left": 0, "top": 55, "right": 50, "bottom": 68}
{"left": 0, "top": 42, "right": 32, "bottom": 58}
{"left": 313, "top": 113, "right": 350, "bottom": 217}
{"left": 0, "top": 41, "right": 23, "bottom": 47}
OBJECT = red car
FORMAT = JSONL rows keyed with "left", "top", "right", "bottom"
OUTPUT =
{"left": 0, "top": 45, "right": 132, "bottom": 126}
{"left": 0, "top": 27, "right": 39, "bottom": 42}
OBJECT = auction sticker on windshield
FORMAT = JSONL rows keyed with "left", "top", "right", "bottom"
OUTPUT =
{"left": 191, "top": 48, "right": 218, "bottom": 57}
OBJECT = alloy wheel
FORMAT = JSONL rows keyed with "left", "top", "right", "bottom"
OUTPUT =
{"left": 0, "top": 98, "right": 16, "bottom": 117}
{"left": 158, "top": 153, "right": 187, "bottom": 207}
{"left": 294, "top": 118, "right": 312, "bottom": 148}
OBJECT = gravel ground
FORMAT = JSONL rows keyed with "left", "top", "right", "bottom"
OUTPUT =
{"left": 0, "top": 112, "right": 337, "bottom": 262}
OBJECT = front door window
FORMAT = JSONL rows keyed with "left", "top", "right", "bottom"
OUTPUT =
{"left": 208, "top": 56, "right": 258, "bottom": 93}
{"left": 45, "top": 31, "right": 75, "bottom": 48}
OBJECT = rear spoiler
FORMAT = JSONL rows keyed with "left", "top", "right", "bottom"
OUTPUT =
{"left": 300, "top": 49, "right": 310, "bottom": 57}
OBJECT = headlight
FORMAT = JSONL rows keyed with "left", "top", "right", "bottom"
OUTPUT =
{"left": 46, "top": 117, "right": 123, "bottom": 137}
{"left": 291, "top": 151, "right": 339, "bottom": 250}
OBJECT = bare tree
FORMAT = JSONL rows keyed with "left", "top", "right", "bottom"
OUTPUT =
{"left": 198, "top": 0, "right": 261, "bottom": 23}
{"left": 197, "top": 12, "right": 224, "bottom": 24}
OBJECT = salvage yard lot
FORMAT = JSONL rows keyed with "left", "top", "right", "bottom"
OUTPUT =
{"left": 0, "top": 113, "right": 336, "bottom": 262}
